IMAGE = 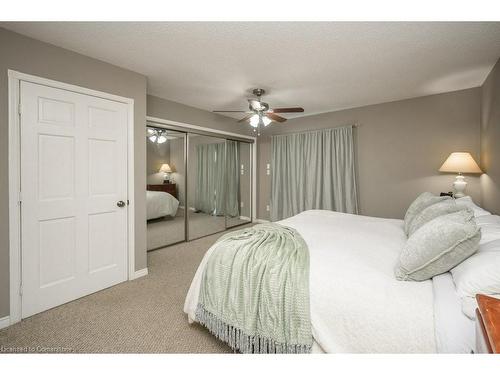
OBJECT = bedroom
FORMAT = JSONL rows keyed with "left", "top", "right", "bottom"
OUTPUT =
{"left": 1, "top": 1, "right": 500, "bottom": 373}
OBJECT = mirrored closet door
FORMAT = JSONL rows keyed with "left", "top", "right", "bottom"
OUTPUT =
{"left": 146, "top": 121, "right": 254, "bottom": 249}
{"left": 146, "top": 127, "right": 186, "bottom": 250}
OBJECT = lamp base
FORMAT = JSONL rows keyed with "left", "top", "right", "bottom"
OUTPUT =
{"left": 453, "top": 175, "right": 467, "bottom": 198}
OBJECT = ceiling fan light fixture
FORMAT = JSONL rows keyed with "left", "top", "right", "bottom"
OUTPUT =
{"left": 149, "top": 135, "right": 157, "bottom": 143}
{"left": 157, "top": 134, "right": 167, "bottom": 144}
{"left": 249, "top": 114, "right": 260, "bottom": 127}
{"left": 262, "top": 116, "right": 272, "bottom": 126}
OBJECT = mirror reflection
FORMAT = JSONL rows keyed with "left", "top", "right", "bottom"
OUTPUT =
{"left": 146, "top": 127, "right": 186, "bottom": 250}
{"left": 188, "top": 134, "right": 227, "bottom": 240}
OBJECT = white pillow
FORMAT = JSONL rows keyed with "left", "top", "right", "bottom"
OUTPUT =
{"left": 475, "top": 215, "right": 500, "bottom": 244}
{"left": 451, "top": 237, "right": 500, "bottom": 298}
{"left": 455, "top": 196, "right": 491, "bottom": 218}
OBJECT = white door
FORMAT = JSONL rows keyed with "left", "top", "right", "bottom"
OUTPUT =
{"left": 20, "top": 81, "right": 129, "bottom": 318}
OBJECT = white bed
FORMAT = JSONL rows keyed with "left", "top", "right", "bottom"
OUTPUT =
{"left": 146, "top": 190, "right": 179, "bottom": 220}
{"left": 184, "top": 209, "right": 476, "bottom": 353}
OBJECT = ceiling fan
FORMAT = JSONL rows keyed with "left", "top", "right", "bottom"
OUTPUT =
{"left": 213, "top": 89, "right": 304, "bottom": 135}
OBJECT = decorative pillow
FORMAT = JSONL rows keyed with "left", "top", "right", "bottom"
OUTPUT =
{"left": 395, "top": 210, "right": 480, "bottom": 281}
{"left": 455, "top": 196, "right": 491, "bottom": 218}
{"left": 404, "top": 192, "right": 452, "bottom": 235}
{"left": 407, "top": 200, "right": 462, "bottom": 236}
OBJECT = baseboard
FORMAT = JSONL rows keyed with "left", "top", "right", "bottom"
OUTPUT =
{"left": 0, "top": 316, "right": 10, "bottom": 329}
{"left": 239, "top": 216, "right": 251, "bottom": 221}
{"left": 130, "top": 268, "right": 148, "bottom": 280}
{"left": 254, "top": 218, "right": 270, "bottom": 223}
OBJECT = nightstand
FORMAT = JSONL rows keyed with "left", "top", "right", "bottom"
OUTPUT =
{"left": 147, "top": 183, "right": 177, "bottom": 199}
{"left": 475, "top": 294, "right": 500, "bottom": 353}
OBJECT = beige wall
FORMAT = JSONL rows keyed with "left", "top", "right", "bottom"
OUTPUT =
{"left": 480, "top": 58, "right": 500, "bottom": 213}
{"left": 257, "top": 88, "right": 482, "bottom": 220}
{"left": 0, "top": 28, "right": 148, "bottom": 318}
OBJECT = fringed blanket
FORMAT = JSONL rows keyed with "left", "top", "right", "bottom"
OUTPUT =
{"left": 195, "top": 223, "right": 312, "bottom": 353}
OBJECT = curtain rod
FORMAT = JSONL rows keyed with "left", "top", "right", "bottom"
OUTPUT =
{"left": 270, "top": 123, "right": 358, "bottom": 138}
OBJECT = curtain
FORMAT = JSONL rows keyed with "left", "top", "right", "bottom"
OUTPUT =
{"left": 195, "top": 141, "right": 240, "bottom": 217}
{"left": 195, "top": 143, "right": 219, "bottom": 215}
{"left": 270, "top": 125, "right": 358, "bottom": 221}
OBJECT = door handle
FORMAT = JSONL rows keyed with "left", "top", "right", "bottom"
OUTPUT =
{"left": 117, "top": 200, "right": 126, "bottom": 208}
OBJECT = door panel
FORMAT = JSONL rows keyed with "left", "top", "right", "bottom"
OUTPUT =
{"left": 20, "top": 81, "right": 128, "bottom": 318}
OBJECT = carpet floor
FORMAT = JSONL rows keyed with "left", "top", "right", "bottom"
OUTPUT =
{"left": 0, "top": 225, "right": 252, "bottom": 353}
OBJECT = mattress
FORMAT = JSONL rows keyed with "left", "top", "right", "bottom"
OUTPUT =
{"left": 146, "top": 190, "right": 179, "bottom": 220}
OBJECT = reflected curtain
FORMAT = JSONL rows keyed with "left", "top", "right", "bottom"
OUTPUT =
{"left": 270, "top": 125, "right": 358, "bottom": 221}
{"left": 195, "top": 144, "right": 218, "bottom": 215}
{"left": 195, "top": 142, "right": 240, "bottom": 216}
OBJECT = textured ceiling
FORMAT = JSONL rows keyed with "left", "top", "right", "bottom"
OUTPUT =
{"left": 2, "top": 22, "right": 500, "bottom": 119}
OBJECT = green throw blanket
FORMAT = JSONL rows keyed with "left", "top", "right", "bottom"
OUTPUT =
{"left": 195, "top": 223, "right": 312, "bottom": 353}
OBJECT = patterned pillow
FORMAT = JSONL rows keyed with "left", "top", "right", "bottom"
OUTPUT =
{"left": 396, "top": 209, "right": 480, "bottom": 281}
{"left": 404, "top": 192, "right": 452, "bottom": 236}
{"left": 407, "top": 200, "right": 462, "bottom": 236}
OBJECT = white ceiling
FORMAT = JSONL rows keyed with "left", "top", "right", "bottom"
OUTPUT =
{"left": 3, "top": 22, "right": 500, "bottom": 119}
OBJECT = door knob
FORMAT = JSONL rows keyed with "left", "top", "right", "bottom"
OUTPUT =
{"left": 117, "top": 200, "right": 126, "bottom": 208}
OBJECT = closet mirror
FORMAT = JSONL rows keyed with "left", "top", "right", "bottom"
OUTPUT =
{"left": 187, "top": 134, "right": 227, "bottom": 240}
{"left": 146, "top": 127, "right": 186, "bottom": 250}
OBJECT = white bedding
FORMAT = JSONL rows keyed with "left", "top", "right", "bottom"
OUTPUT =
{"left": 185, "top": 209, "right": 439, "bottom": 353}
{"left": 432, "top": 273, "right": 475, "bottom": 353}
{"left": 146, "top": 190, "right": 179, "bottom": 220}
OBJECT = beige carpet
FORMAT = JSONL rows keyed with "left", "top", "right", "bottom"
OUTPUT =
{"left": 0, "top": 225, "right": 252, "bottom": 353}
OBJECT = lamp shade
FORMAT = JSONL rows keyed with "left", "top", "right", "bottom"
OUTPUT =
{"left": 439, "top": 152, "right": 482, "bottom": 174}
{"left": 159, "top": 163, "right": 172, "bottom": 173}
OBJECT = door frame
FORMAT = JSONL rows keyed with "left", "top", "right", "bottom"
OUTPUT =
{"left": 146, "top": 116, "right": 258, "bottom": 223}
{"left": 8, "top": 70, "right": 136, "bottom": 325}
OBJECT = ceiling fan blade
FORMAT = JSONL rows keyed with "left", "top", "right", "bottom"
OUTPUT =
{"left": 238, "top": 114, "right": 254, "bottom": 123}
{"left": 270, "top": 107, "right": 304, "bottom": 113}
{"left": 266, "top": 112, "right": 287, "bottom": 123}
{"left": 213, "top": 110, "right": 249, "bottom": 113}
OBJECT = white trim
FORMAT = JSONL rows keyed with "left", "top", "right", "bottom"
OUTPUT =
{"left": 8, "top": 74, "right": 22, "bottom": 325}
{"left": 8, "top": 70, "right": 136, "bottom": 324}
{"left": 239, "top": 216, "right": 251, "bottom": 221}
{"left": 147, "top": 115, "right": 258, "bottom": 222}
{"left": 0, "top": 316, "right": 10, "bottom": 330}
{"left": 254, "top": 219, "right": 270, "bottom": 224}
{"left": 147, "top": 115, "right": 256, "bottom": 141}
{"left": 130, "top": 268, "right": 148, "bottom": 280}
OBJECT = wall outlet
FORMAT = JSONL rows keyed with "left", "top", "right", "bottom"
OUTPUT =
{"left": 266, "top": 205, "right": 270, "bottom": 212}
{"left": 240, "top": 201, "right": 244, "bottom": 208}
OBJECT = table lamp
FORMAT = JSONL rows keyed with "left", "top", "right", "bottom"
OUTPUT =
{"left": 438, "top": 152, "right": 482, "bottom": 198}
{"left": 159, "top": 163, "right": 172, "bottom": 183}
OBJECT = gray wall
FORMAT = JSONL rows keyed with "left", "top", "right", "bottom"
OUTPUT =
{"left": 257, "top": 88, "right": 482, "bottom": 220}
{"left": 0, "top": 28, "right": 148, "bottom": 318}
{"left": 480, "top": 58, "right": 500, "bottom": 213}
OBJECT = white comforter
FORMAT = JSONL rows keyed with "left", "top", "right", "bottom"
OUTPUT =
{"left": 146, "top": 190, "right": 179, "bottom": 220}
{"left": 185, "top": 210, "right": 436, "bottom": 353}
